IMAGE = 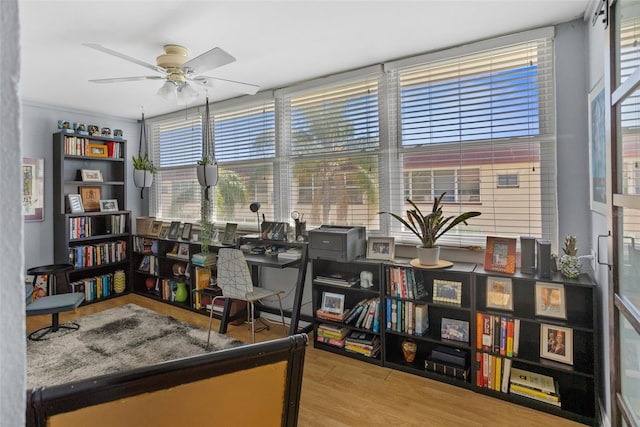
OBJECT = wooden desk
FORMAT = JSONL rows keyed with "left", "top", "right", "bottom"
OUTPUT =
{"left": 237, "top": 238, "right": 309, "bottom": 335}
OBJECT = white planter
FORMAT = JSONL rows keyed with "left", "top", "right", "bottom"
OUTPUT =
{"left": 197, "top": 164, "right": 218, "bottom": 187}
{"left": 417, "top": 246, "right": 440, "bottom": 265}
{"left": 133, "top": 169, "right": 153, "bottom": 188}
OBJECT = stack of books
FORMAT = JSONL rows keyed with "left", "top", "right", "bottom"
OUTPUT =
{"left": 316, "top": 308, "right": 351, "bottom": 322}
{"left": 277, "top": 247, "right": 302, "bottom": 261}
{"left": 509, "top": 368, "right": 561, "bottom": 407}
{"left": 344, "top": 331, "right": 380, "bottom": 358}
{"left": 314, "top": 273, "right": 360, "bottom": 287}
{"left": 315, "top": 323, "right": 349, "bottom": 348}
{"left": 191, "top": 252, "right": 216, "bottom": 267}
{"left": 424, "top": 346, "right": 470, "bottom": 380}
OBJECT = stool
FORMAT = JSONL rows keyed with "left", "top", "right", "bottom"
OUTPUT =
{"left": 27, "top": 263, "right": 74, "bottom": 296}
{"left": 26, "top": 293, "right": 85, "bottom": 340}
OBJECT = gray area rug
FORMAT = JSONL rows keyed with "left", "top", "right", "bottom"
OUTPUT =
{"left": 27, "top": 303, "right": 243, "bottom": 389}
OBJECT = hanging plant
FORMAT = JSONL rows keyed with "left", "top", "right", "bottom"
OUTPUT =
{"left": 199, "top": 98, "right": 217, "bottom": 253}
{"left": 132, "top": 113, "right": 156, "bottom": 198}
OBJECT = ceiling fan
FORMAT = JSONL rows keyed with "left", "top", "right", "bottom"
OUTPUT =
{"left": 83, "top": 43, "right": 260, "bottom": 102}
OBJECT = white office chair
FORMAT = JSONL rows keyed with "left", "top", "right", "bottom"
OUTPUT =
{"left": 207, "top": 248, "right": 287, "bottom": 346}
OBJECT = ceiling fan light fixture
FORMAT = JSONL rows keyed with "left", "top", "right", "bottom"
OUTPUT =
{"left": 157, "top": 81, "right": 177, "bottom": 100}
{"left": 177, "top": 82, "right": 198, "bottom": 103}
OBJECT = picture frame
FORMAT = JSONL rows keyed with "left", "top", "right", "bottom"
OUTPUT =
{"left": 222, "top": 223, "right": 238, "bottom": 244}
{"left": 99, "top": 199, "right": 119, "bottom": 212}
{"left": 191, "top": 232, "right": 200, "bottom": 243}
{"left": 588, "top": 78, "right": 606, "bottom": 215}
{"left": 86, "top": 143, "right": 108, "bottom": 158}
{"left": 535, "top": 282, "right": 567, "bottom": 319}
{"left": 79, "top": 186, "right": 101, "bottom": 212}
{"left": 159, "top": 224, "right": 170, "bottom": 239}
{"left": 23, "top": 157, "right": 44, "bottom": 222}
{"left": 486, "top": 276, "right": 513, "bottom": 311}
{"left": 181, "top": 222, "right": 193, "bottom": 240}
{"left": 148, "top": 220, "right": 163, "bottom": 237}
{"left": 80, "top": 169, "right": 103, "bottom": 182}
{"left": 321, "top": 291, "right": 345, "bottom": 315}
{"left": 67, "top": 194, "right": 84, "bottom": 213}
{"left": 432, "top": 279, "right": 462, "bottom": 306}
{"left": 484, "top": 236, "right": 517, "bottom": 274}
{"left": 441, "top": 317, "right": 470, "bottom": 343}
{"left": 540, "top": 323, "right": 573, "bottom": 365}
{"left": 367, "top": 237, "right": 395, "bottom": 260}
{"left": 167, "top": 221, "right": 181, "bottom": 240}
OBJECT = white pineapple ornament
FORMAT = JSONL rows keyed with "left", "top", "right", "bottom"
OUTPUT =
{"left": 558, "top": 235, "right": 581, "bottom": 279}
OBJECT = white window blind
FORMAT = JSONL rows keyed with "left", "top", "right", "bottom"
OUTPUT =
{"left": 282, "top": 78, "right": 381, "bottom": 227}
{"left": 391, "top": 37, "right": 557, "bottom": 246}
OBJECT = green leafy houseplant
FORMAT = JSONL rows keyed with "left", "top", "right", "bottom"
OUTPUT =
{"left": 379, "top": 192, "right": 481, "bottom": 248}
{"left": 131, "top": 154, "right": 157, "bottom": 174}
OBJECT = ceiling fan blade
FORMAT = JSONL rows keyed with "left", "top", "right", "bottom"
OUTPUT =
{"left": 89, "top": 76, "right": 164, "bottom": 84}
{"left": 182, "top": 47, "right": 235, "bottom": 74}
{"left": 83, "top": 43, "right": 165, "bottom": 73}
{"left": 189, "top": 76, "right": 260, "bottom": 95}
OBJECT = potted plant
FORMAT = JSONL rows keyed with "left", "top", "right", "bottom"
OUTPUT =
{"left": 132, "top": 154, "right": 157, "bottom": 188}
{"left": 379, "top": 192, "right": 481, "bottom": 265}
{"left": 196, "top": 155, "right": 218, "bottom": 188}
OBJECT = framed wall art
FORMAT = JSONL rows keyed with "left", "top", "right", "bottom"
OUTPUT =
{"left": 588, "top": 78, "right": 606, "bottom": 214}
{"left": 23, "top": 157, "right": 44, "bottom": 222}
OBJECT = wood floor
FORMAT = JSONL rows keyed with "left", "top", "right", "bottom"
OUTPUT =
{"left": 26, "top": 294, "right": 585, "bottom": 426}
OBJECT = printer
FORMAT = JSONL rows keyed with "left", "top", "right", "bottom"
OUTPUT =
{"left": 308, "top": 225, "right": 366, "bottom": 262}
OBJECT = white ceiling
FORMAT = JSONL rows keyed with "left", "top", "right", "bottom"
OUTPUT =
{"left": 19, "top": 0, "right": 591, "bottom": 120}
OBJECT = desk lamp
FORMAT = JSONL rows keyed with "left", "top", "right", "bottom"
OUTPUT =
{"left": 249, "top": 202, "right": 261, "bottom": 235}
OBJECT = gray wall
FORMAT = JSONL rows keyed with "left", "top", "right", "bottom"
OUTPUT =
{"left": 21, "top": 104, "right": 142, "bottom": 270}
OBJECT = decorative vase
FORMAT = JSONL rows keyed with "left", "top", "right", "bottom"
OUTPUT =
{"left": 175, "top": 282, "right": 188, "bottom": 303}
{"left": 145, "top": 277, "right": 156, "bottom": 291}
{"left": 113, "top": 270, "right": 126, "bottom": 294}
{"left": 401, "top": 339, "right": 418, "bottom": 363}
{"left": 417, "top": 246, "right": 440, "bottom": 265}
{"left": 558, "top": 254, "right": 581, "bottom": 279}
{"left": 133, "top": 169, "right": 153, "bottom": 188}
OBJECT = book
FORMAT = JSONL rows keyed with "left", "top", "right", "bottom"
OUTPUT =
{"left": 512, "top": 318, "right": 521, "bottom": 357}
{"left": 501, "top": 358, "right": 512, "bottom": 393}
{"left": 509, "top": 383, "right": 560, "bottom": 403}
{"left": 414, "top": 304, "right": 429, "bottom": 336}
{"left": 509, "top": 368, "right": 558, "bottom": 396}
{"left": 431, "top": 346, "right": 468, "bottom": 368}
{"left": 424, "top": 359, "right": 470, "bottom": 381}
{"left": 346, "top": 331, "right": 377, "bottom": 346}
{"left": 510, "top": 386, "right": 561, "bottom": 407}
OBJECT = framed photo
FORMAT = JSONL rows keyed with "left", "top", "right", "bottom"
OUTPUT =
{"left": 23, "top": 157, "right": 44, "bottom": 222}
{"left": 441, "top": 317, "right": 470, "bottom": 343}
{"left": 99, "top": 199, "right": 119, "bottom": 212}
{"left": 148, "top": 220, "right": 163, "bottom": 237}
{"left": 159, "top": 224, "right": 170, "bottom": 239}
{"left": 486, "top": 276, "right": 513, "bottom": 311}
{"left": 321, "top": 291, "right": 345, "bottom": 315}
{"left": 80, "top": 169, "right": 103, "bottom": 182}
{"left": 432, "top": 279, "right": 462, "bottom": 306}
{"left": 540, "top": 323, "right": 573, "bottom": 365}
{"left": 168, "top": 221, "right": 181, "bottom": 239}
{"left": 191, "top": 232, "right": 200, "bottom": 243}
{"left": 79, "top": 186, "right": 101, "bottom": 212}
{"left": 86, "top": 143, "right": 108, "bottom": 158}
{"left": 181, "top": 222, "right": 193, "bottom": 240}
{"left": 484, "top": 236, "right": 517, "bottom": 274}
{"left": 222, "top": 223, "right": 238, "bottom": 244}
{"left": 367, "top": 237, "right": 395, "bottom": 260}
{"left": 535, "top": 282, "right": 567, "bottom": 319}
{"left": 67, "top": 194, "right": 84, "bottom": 213}
{"left": 589, "top": 78, "right": 606, "bottom": 214}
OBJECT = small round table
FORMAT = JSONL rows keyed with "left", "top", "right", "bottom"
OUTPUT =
{"left": 27, "top": 263, "right": 74, "bottom": 296}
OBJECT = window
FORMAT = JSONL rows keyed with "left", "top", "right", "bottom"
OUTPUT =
{"left": 149, "top": 29, "right": 556, "bottom": 248}
{"left": 388, "top": 32, "right": 556, "bottom": 245}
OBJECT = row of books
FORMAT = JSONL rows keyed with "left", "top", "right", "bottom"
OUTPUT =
{"left": 386, "top": 266, "right": 427, "bottom": 300}
{"left": 68, "top": 272, "right": 117, "bottom": 302}
{"left": 68, "top": 214, "right": 127, "bottom": 240}
{"left": 509, "top": 367, "right": 561, "bottom": 407}
{"left": 316, "top": 323, "right": 350, "bottom": 348}
{"left": 424, "top": 359, "right": 470, "bottom": 381}
{"left": 346, "top": 297, "right": 380, "bottom": 331}
{"left": 314, "top": 273, "right": 360, "bottom": 287}
{"left": 64, "top": 136, "right": 123, "bottom": 158}
{"left": 386, "top": 298, "right": 429, "bottom": 336}
{"left": 476, "top": 312, "right": 521, "bottom": 357}
{"left": 476, "top": 352, "right": 512, "bottom": 392}
{"left": 67, "top": 240, "right": 127, "bottom": 269}
{"left": 344, "top": 332, "right": 380, "bottom": 358}
{"left": 192, "top": 266, "right": 212, "bottom": 310}
{"left": 138, "top": 255, "right": 159, "bottom": 274}
{"left": 152, "top": 278, "right": 190, "bottom": 302}
{"left": 133, "top": 237, "right": 156, "bottom": 254}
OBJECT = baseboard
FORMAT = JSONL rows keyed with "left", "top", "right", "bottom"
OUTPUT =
{"left": 260, "top": 312, "right": 311, "bottom": 331}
